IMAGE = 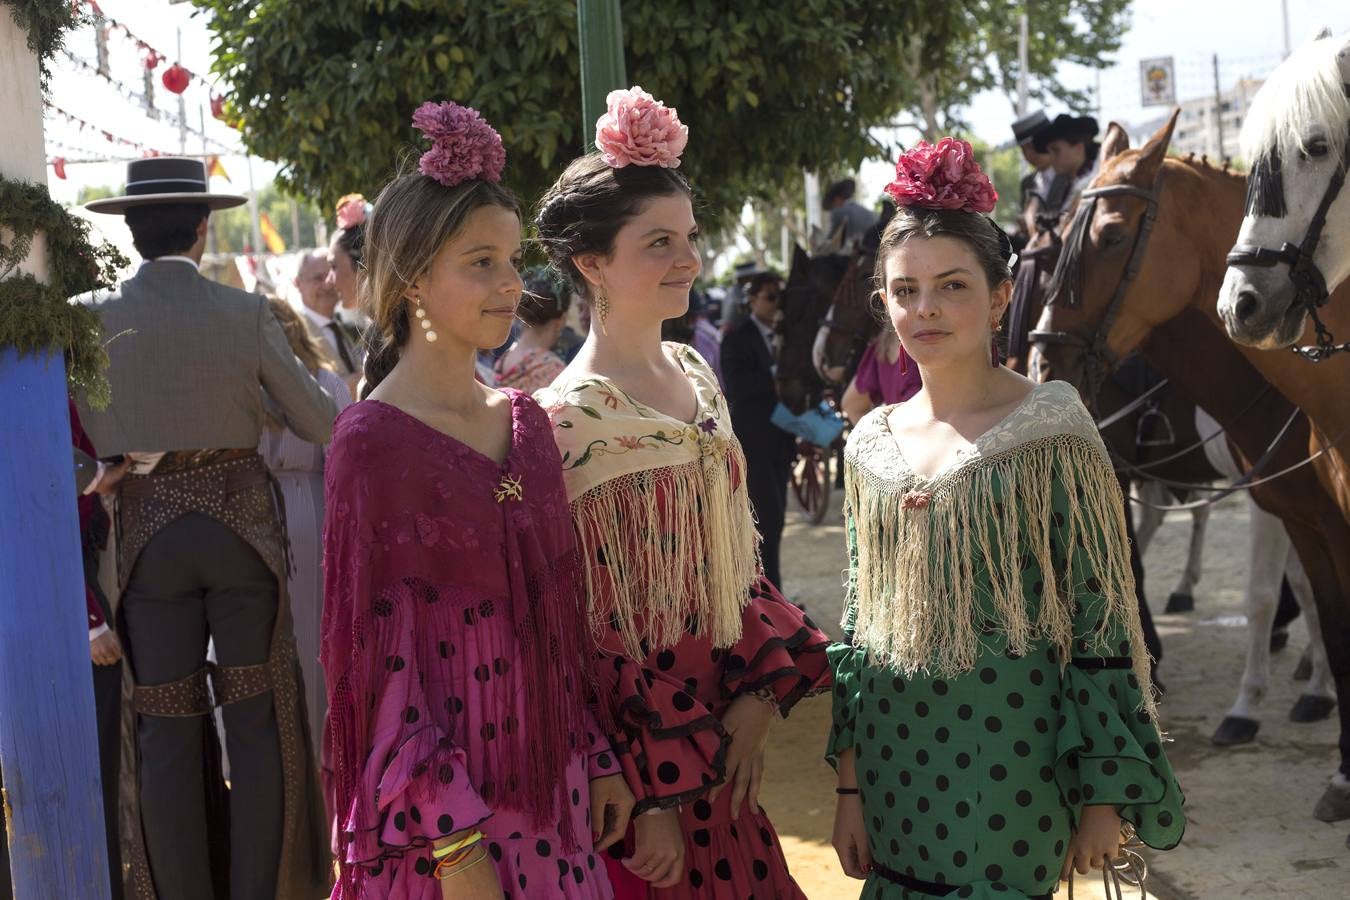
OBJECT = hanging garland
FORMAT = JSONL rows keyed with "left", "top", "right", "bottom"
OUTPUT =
{"left": 0, "top": 179, "right": 128, "bottom": 407}
{"left": 2, "top": 0, "right": 125, "bottom": 406}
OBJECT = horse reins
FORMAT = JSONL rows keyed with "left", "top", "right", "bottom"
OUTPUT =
{"left": 1029, "top": 168, "right": 1167, "bottom": 403}
{"left": 1225, "top": 117, "right": 1350, "bottom": 361}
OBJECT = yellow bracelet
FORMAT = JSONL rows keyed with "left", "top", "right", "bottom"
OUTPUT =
{"left": 432, "top": 829, "right": 484, "bottom": 859}
{"left": 435, "top": 845, "right": 488, "bottom": 880}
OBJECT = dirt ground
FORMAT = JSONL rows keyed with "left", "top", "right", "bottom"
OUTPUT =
{"left": 762, "top": 487, "right": 1346, "bottom": 900}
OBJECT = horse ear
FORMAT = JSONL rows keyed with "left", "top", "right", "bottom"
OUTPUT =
{"left": 1337, "top": 33, "right": 1350, "bottom": 83}
{"left": 1100, "top": 123, "right": 1130, "bottom": 162}
{"left": 1133, "top": 109, "right": 1180, "bottom": 184}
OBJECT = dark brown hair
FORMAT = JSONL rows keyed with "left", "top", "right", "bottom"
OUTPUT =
{"left": 518, "top": 273, "right": 571, "bottom": 328}
{"left": 534, "top": 153, "right": 692, "bottom": 299}
{"left": 359, "top": 173, "right": 518, "bottom": 398}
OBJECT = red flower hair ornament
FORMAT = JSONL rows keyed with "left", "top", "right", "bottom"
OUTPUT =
{"left": 412, "top": 101, "right": 506, "bottom": 188}
{"left": 884, "top": 138, "right": 998, "bottom": 214}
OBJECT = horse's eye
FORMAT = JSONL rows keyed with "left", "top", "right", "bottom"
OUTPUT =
{"left": 1099, "top": 229, "right": 1126, "bottom": 249}
{"left": 1303, "top": 139, "right": 1329, "bottom": 159}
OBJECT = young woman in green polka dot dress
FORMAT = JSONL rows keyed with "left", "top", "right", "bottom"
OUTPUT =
{"left": 825, "top": 140, "right": 1185, "bottom": 900}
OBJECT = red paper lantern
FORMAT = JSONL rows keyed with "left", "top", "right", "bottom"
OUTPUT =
{"left": 52, "top": 157, "right": 67, "bottom": 180}
{"left": 210, "top": 93, "right": 227, "bottom": 120}
{"left": 143, "top": 49, "right": 160, "bottom": 70}
{"left": 162, "top": 63, "right": 190, "bottom": 95}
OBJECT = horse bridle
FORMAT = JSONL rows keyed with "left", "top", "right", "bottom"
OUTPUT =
{"left": 1225, "top": 118, "right": 1350, "bottom": 361}
{"left": 1028, "top": 166, "right": 1166, "bottom": 407}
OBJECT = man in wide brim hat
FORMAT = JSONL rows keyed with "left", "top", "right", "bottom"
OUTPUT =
{"left": 85, "top": 156, "right": 246, "bottom": 214}
{"left": 77, "top": 155, "right": 334, "bottom": 900}
{"left": 1032, "top": 113, "right": 1100, "bottom": 155}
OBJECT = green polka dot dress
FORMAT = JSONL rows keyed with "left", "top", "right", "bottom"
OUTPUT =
{"left": 826, "top": 383, "right": 1185, "bottom": 900}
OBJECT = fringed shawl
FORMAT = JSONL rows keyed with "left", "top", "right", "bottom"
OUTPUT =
{"left": 536, "top": 343, "right": 761, "bottom": 657}
{"left": 843, "top": 380, "right": 1157, "bottom": 718}
{"left": 320, "top": 393, "right": 594, "bottom": 894}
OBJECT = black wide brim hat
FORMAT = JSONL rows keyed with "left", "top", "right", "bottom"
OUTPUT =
{"left": 85, "top": 156, "right": 247, "bottom": 215}
{"left": 1032, "top": 114, "right": 1100, "bottom": 153}
{"left": 1011, "top": 109, "right": 1050, "bottom": 145}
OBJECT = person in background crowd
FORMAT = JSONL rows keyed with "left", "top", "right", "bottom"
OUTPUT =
{"left": 295, "top": 248, "right": 362, "bottom": 397}
{"left": 258, "top": 296, "right": 352, "bottom": 755}
{"left": 721, "top": 270, "right": 796, "bottom": 592}
{"left": 1010, "top": 109, "right": 1072, "bottom": 244}
{"left": 79, "top": 156, "right": 334, "bottom": 900}
{"left": 689, "top": 287, "right": 724, "bottom": 388}
{"left": 536, "top": 86, "right": 829, "bottom": 900}
{"left": 494, "top": 271, "right": 571, "bottom": 392}
{"left": 323, "top": 101, "right": 631, "bottom": 899}
{"left": 818, "top": 177, "right": 877, "bottom": 257}
{"left": 1034, "top": 113, "right": 1102, "bottom": 217}
{"left": 328, "top": 192, "right": 372, "bottom": 335}
{"left": 840, "top": 326, "right": 923, "bottom": 425}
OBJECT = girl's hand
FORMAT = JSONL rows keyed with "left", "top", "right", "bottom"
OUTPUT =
{"left": 832, "top": 793, "right": 872, "bottom": 878}
{"left": 1061, "top": 804, "right": 1124, "bottom": 880}
{"left": 622, "top": 808, "right": 685, "bottom": 888}
{"left": 708, "top": 693, "right": 775, "bottom": 815}
{"left": 589, "top": 773, "right": 636, "bottom": 852}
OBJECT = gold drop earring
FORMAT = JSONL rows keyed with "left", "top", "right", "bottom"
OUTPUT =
{"left": 413, "top": 295, "right": 437, "bottom": 342}
{"left": 592, "top": 284, "right": 609, "bottom": 336}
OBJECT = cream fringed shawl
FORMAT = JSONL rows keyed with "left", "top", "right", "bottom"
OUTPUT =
{"left": 844, "top": 380, "right": 1157, "bottom": 718}
{"left": 535, "top": 343, "right": 761, "bottom": 657}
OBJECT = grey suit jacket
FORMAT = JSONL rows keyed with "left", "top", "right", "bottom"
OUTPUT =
{"left": 77, "top": 259, "right": 339, "bottom": 455}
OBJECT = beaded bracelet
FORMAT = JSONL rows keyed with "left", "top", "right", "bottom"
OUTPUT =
{"left": 835, "top": 787, "right": 860, "bottom": 795}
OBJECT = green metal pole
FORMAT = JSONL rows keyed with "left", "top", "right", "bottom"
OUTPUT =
{"left": 577, "top": 0, "right": 627, "bottom": 151}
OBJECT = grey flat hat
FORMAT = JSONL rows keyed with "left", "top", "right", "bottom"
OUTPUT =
{"left": 1011, "top": 110, "right": 1051, "bottom": 145}
{"left": 86, "top": 156, "right": 247, "bottom": 215}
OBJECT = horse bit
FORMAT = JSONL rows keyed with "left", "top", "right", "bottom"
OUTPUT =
{"left": 1225, "top": 113, "right": 1350, "bottom": 361}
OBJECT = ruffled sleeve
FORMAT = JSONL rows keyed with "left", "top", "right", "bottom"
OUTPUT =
{"left": 720, "top": 577, "right": 831, "bottom": 713}
{"left": 1049, "top": 463, "right": 1185, "bottom": 850}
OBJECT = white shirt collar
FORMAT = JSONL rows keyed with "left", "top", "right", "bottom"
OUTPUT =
{"left": 142, "top": 255, "right": 200, "bottom": 271}
{"left": 300, "top": 304, "right": 334, "bottom": 329}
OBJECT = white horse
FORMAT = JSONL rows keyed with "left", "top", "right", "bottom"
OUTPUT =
{"left": 1178, "top": 409, "right": 1335, "bottom": 746}
{"left": 1218, "top": 30, "right": 1350, "bottom": 346}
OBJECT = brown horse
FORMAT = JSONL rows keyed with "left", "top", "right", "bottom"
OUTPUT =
{"left": 1032, "top": 113, "right": 1350, "bottom": 828}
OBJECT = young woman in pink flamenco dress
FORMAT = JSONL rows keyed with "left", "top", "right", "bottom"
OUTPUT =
{"left": 321, "top": 101, "right": 633, "bottom": 900}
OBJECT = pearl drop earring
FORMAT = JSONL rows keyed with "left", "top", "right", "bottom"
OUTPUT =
{"left": 413, "top": 297, "right": 437, "bottom": 342}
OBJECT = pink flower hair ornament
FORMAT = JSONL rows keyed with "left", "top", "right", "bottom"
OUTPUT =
{"left": 884, "top": 137, "right": 998, "bottom": 214}
{"left": 411, "top": 100, "right": 506, "bottom": 187}
{"left": 595, "top": 86, "right": 688, "bottom": 169}
{"left": 334, "top": 193, "right": 370, "bottom": 230}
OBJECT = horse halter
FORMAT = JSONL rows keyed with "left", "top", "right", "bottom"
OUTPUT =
{"left": 1225, "top": 117, "right": 1350, "bottom": 361}
{"left": 1028, "top": 165, "right": 1165, "bottom": 409}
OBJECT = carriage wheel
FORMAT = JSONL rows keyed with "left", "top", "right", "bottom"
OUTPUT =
{"left": 791, "top": 442, "right": 832, "bottom": 525}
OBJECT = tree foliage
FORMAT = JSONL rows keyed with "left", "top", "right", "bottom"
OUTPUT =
{"left": 891, "top": 0, "right": 1133, "bottom": 141}
{"left": 192, "top": 0, "right": 927, "bottom": 218}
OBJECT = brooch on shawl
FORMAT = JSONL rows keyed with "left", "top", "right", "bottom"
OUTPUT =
{"left": 495, "top": 473, "right": 524, "bottom": 503}
{"left": 901, "top": 489, "right": 932, "bottom": 509}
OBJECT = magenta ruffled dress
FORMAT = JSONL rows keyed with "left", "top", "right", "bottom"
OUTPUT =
{"left": 321, "top": 391, "right": 617, "bottom": 899}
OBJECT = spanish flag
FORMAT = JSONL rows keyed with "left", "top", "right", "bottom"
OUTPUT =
{"left": 206, "top": 155, "right": 231, "bottom": 182}
{"left": 259, "top": 212, "right": 287, "bottom": 254}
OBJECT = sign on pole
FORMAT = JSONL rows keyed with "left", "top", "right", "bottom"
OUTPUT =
{"left": 1140, "top": 57, "right": 1176, "bottom": 107}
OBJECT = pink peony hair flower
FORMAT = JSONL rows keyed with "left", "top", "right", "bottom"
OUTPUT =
{"left": 334, "top": 193, "right": 369, "bottom": 230}
{"left": 594, "top": 86, "right": 688, "bottom": 169}
{"left": 411, "top": 100, "right": 506, "bottom": 187}
{"left": 884, "top": 138, "right": 998, "bottom": 214}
